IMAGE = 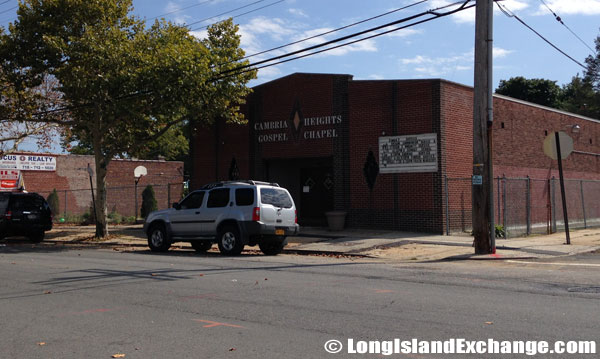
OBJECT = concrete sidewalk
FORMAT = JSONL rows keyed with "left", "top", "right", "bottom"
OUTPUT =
{"left": 34, "top": 224, "right": 600, "bottom": 262}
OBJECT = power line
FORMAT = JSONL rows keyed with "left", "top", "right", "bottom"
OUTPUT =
{"left": 236, "top": 0, "right": 428, "bottom": 62}
{"left": 185, "top": 0, "right": 268, "bottom": 28}
{"left": 190, "top": 0, "right": 285, "bottom": 32}
{"left": 538, "top": 0, "right": 595, "bottom": 54}
{"left": 149, "top": 0, "right": 213, "bottom": 21}
{"left": 4, "top": 0, "right": 473, "bottom": 120}
{"left": 0, "top": 0, "right": 13, "bottom": 6}
{"left": 217, "top": 0, "right": 472, "bottom": 77}
{"left": 496, "top": 2, "right": 587, "bottom": 70}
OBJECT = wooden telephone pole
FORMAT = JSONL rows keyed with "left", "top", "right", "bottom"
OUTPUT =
{"left": 473, "top": 0, "right": 495, "bottom": 254}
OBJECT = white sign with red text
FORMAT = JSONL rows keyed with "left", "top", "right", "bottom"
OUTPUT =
{"left": 0, "top": 154, "right": 56, "bottom": 171}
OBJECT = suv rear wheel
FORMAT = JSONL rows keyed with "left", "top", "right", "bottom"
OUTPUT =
{"left": 217, "top": 225, "right": 244, "bottom": 256}
{"left": 148, "top": 224, "right": 171, "bottom": 252}
{"left": 29, "top": 231, "right": 44, "bottom": 243}
{"left": 191, "top": 241, "right": 213, "bottom": 252}
{"left": 259, "top": 239, "right": 285, "bottom": 255}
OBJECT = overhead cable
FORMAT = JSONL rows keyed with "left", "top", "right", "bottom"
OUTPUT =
{"left": 497, "top": 2, "right": 586, "bottom": 69}
{"left": 538, "top": 0, "right": 595, "bottom": 54}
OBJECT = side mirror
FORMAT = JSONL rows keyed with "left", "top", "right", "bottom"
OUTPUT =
{"left": 172, "top": 202, "right": 181, "bottom": 210}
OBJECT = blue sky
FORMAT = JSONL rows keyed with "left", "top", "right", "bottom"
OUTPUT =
{"left": 1, "top": 0, "right": 599, "bottom": 152}
{"left": 139, "top": 0, "right": 598, "bottom": 88}
{"left": 1, "top": 0, "right": 598, "bottom": 88}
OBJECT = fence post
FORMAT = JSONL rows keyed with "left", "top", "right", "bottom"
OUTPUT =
{"left": 63, "top": 190, "right": 67, "bottom": 218}
{"left": 168, "top": 183, "right": 171, "bottom": 210}
{"left": 580, "top": 180, "right": 587, "bottom": 229}
{"left": 526, "top": 176, "right": 531, "bottom": 236}
{"left": 444, "top": 175, "right": 449, "bottom": 236}
{"left": 497, "top": 176, "right": 501, "bottom": 224}
{"left": 551, "top": 176, "right": 557, "bottom": 233}
{"left": 502, "top": 175, "right": 507, "bottom": 238}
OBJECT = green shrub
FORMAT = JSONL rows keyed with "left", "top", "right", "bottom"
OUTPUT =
{"left": 141, "top": 185, "right": 158, "bottom": 219}
{"left": 46, "top": 189, "right": 60, "bottom": 217}
{"left": 495, "top": 224, "right": 506, "bottom": 238}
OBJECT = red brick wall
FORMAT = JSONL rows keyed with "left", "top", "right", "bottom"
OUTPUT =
{"left": 18, "top": 154, "right": 183, "bottom": 217}
{"left": 347, "top": 80, "right": 443, "bottom": 231}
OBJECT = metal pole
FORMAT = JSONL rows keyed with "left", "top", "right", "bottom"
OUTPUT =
{"left": 134, "top": 181, "right": 138, "bottom": 219}
{"left": 526, "top": 176, "right": 531, "bottom": 236}
{"left": 168, "top": 183, "right": 171, "bottom": 209}
{"left": 445, "top": 175, "right": 450, "bottom": 236}
{"left": 63, "top": 190, "right": 67, "bottom": 218}
{"left": 497, "top": 176, "right": 501, "bottom": 224}
{"left": 551, "top": 177, "right": 556, "bottom": 233}
{"left": 555, "top": 132, "right": 570, "bottom": 244}
{"left": 502, "top": 175, "right": 507, "bottom": 238}
{"left": 580, "top": 180, "right": 587, "bottom": 229}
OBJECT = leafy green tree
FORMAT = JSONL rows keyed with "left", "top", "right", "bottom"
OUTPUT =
{"left": 496, "top": 76, "right": 562, "bottom": 108}
{"left": 1, "top": 1, "right": 255, "bottom": 237}
{"left": 559, "top": 34, "right": 600, "bottom": 119}
{"left": 140, "top": 185, "right": 157, "bottom": 219}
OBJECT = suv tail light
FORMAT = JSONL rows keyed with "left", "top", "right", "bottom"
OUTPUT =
{"left": 252, "top": 207, "right": 260, "bottom": 222}
{"left": 4, "top": 210, "right": 12, "bottom": 220}
{"left": 295, "top": 210, "right": 298, "bottom": 224}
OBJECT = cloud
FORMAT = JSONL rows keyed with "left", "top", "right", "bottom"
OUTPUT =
{"left": 288, "top": 8, "right": 307, "bottom": 17}
{"left": 399, "top": 47, "right": 513, "bottom": 76}
{"left": 533, "top": 0, "right": 600, "bottom": 15}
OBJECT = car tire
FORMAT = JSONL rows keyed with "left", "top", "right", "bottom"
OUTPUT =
{"left": 29, "top": 231, "right": 44, "bottom": 243}
{"left": 191, "top": 241, "right": 213, "bottom": 252}
{"left": 148, "top": 224, "right": 171, "bottom": 252}
{"left": 259, "top": 239, "right": 285, "bottom": 256}
{"left": 217, "top": 225, "right": 244, "bottom": 256}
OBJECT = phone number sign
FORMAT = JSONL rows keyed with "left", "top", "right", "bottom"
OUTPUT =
{"left": 0, "top": 155, "right": 57, "bottom": 171}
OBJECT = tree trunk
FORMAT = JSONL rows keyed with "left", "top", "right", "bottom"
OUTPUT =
{"left": 92, "top": 111, "right": 109, "bottom": 238}
{"left": 94, "top": 154, "right": 109, "bottom": 238}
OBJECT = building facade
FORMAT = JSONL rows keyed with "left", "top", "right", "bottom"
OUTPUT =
{"left": 192, "top": 73, "right": 600, "bottom": 233}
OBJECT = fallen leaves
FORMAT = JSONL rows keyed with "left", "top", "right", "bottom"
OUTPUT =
{"left": 37, "top": 342, "right": 46, "bottom": 346}
{"left": 111, "top": 354, "right": 126, "bottom": 358}
{"left": 485, "top": 321, "right": 494, "bottom": 325}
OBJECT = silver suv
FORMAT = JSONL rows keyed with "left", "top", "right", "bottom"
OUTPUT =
{"left": 143, "top": 180, "right": 299, "bottom": 255}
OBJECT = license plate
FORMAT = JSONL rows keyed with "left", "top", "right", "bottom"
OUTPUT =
{"left": 27, "top": 214, "right": 39, "bottom": 220}
{"left": 275, "top": 229, "right": 285, "bottom": 235}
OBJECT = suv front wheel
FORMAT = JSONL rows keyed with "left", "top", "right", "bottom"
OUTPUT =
{"left": 217, "top": 225, "right": 244, "bottom": 256}
{"left": 148, "top": 224, "right": 171, "bottom": 252}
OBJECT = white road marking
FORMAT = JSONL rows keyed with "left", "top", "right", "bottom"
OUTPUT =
{"left": 507, "top": 260, "right": 600, "bottom": 267}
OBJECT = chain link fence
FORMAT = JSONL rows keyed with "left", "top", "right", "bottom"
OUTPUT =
{"left": 36, "top": 183, "right": 184, "bottom": 222}
{"left": 445, "top": 176, "right": 600, "bottom": 238}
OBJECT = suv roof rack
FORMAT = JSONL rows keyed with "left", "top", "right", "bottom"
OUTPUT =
{"left": 200, "top": 180, "right": 279, "bottom": 190}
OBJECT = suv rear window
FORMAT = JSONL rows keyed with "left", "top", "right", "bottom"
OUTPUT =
{"left": 235, "top": 188, "right": 254, "bottom": 206}
{"left": 260, "top": 188, "right": 293, "bottom": 208}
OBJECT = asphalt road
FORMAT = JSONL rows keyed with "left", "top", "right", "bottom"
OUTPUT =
{"left": 1, "top": 244, "right": 598, "bottom": 358}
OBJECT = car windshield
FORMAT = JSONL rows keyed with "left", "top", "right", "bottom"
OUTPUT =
{"left": 260, "top": 188, "right": 293, "bottom": 208}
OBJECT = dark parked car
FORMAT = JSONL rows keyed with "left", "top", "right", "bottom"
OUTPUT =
{"left": 0, "top": 192, "right": 53, "bottom": 242}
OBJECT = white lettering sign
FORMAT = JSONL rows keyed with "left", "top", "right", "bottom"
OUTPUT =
{"left": 379, "top": 134, "right": 438, "bottom": 173}
{"left": 0, "top": 155, "right": 57, "bottom": 171}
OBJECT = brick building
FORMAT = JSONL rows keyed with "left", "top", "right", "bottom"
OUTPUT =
{"left": 1, "top": 154, "right": 184, "bottom": 218}
{"left": 191, "top": 73, "right": 600, "bottom": 233}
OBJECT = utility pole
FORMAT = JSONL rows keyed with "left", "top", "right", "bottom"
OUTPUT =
{"left": 473, "top": 0, "right": 495, "bottom": 254}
